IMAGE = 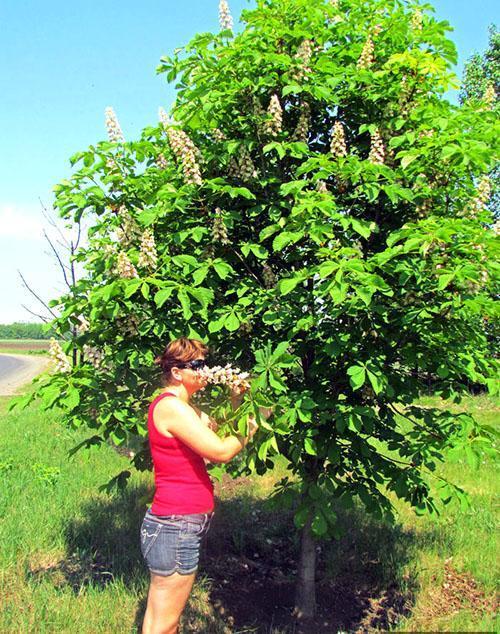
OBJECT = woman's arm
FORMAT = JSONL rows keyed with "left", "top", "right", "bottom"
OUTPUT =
{"left": 153, "top": 398, "right": 256, "bottom": 463}
{"left": 193, "top": 406, "right": 218, "bottom": 432}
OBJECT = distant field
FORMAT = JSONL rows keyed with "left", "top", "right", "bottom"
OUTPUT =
{"left": 0, "top": 340, "right": 50, "bottom": 355}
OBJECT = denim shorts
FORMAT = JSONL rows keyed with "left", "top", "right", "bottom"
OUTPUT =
{"left": 140, "top": 509, "right": 213, "bottom": 576}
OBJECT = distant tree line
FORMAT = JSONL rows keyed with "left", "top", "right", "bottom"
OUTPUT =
{"left": 0, "top": 323, "right": 53, "bottom": 340}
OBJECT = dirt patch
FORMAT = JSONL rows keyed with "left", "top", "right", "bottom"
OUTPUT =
{"left": 27, "top": 550, "right": 115, "bottom": 591}
{"left": 0, "top": 340, "right": 50, "bottom": 351}
{"left": 198, "top": 480, "right": 415, "bottom": 634}
{"left": 426, "top": 558, "right": 498, "bottom": 619}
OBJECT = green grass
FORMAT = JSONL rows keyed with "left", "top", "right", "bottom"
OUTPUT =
{"left": 0, "top": 393, "right": 497, "bottom": 633}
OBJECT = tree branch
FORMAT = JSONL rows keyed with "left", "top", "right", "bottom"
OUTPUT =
{"left": 388, "top": 403, "right": 445, "bottom": 441}
{"left": 21, "top": 304, "right": 52, "bottom": 324}
{"left": 43, "top": 229, "right": 71, "bottom": 289}
{"left": 18, "top": 270, "right": 59, "bottom": 320}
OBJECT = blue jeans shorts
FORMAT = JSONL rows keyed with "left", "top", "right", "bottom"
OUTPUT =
{"left": 140, "top": 508, "right": 213, "bottom": 577}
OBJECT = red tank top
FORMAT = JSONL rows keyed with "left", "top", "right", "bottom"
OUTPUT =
{"left": 148, "top": 392, "right": 214, "bottom": 515}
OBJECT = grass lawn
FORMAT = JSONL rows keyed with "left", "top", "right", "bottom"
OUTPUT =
{"left": 0, "top": 392, "right": 497, "bottom": 633}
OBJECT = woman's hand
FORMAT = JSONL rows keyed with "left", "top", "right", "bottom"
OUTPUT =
{"left": 230, "top": 383, "right": 249, "bottom": 410}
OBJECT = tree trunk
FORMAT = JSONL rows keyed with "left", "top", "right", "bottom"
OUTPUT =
{"left": 294, "top": 515, "right": 316, "bottom": 622}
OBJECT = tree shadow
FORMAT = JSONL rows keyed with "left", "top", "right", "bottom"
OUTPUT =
{"left": 194, "top": 490, "right": 421, "bottom": 633}
{"left": 27, "top": 482, "right": 149, "bottom": 594}
{"left": 26, "top": 479, "right": 435, "bottom": 633}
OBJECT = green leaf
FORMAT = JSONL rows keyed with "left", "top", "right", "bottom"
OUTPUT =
{"left": 259, "top": 224, "right": 280, "bottom": 241}
{"left": 304, "top": 437, "right": 317, "bottom": 456}
{"left": 400, "top": 152, "right": 419, "bottom": 169}
{"left": 224, "top": 311, "right": 241, "bottom": 331}
{"left": 154, "top": 287, "right": 174, "bottom": 308}
{"left": 329, "top": 282, "right": 348, "bottom": 304}
{"left": 350, "top": 218, "right": 375, "bottom": 239}
{"left": 311, "top": 510, "right": 328, "bottom": 537}
{"left": 279, "top": 180, "right": 308, "bottom": 196}
{"left": 437, "top": 272, "right": 455, "bottom": 290}
{"left": 177, "top": 288, "right": 193, "bottom": 319}
{"left": 278, "top": 275, "right": 305, "bottom": 296}
{"left": 272, "top": 231, "right": 303, "bottom": 251}
{"left": 124, "top": 279, "right": 142, "bottom": 298}
{"left": 347, "top": 365, "right": 366, "bottom": 390}
{"left": 366, "top": 368, "right": 383, "bottom": 395}
{"left": 241, "top": 243, "right": 268, "bottom": 259}
{"left": 354, "top": 285, "right": 374, "bottom": 306}
{"left": 294, "top": 506, "right": 310, "bottom": 529}
{"left": 64, "top": 387, "right": 80, "bottom": 410}
{"left": 213, "top": 260, "right": 234, "bottom": 279}
{"left": 141, "top": 282, "right": 150, "bottom": 300}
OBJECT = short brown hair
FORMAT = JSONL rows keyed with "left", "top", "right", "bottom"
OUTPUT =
{"left": 154, "top": 337, "right": 209, "bottom": 383}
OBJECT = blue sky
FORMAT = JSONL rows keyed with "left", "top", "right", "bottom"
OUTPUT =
{"left": 0, "top": 0, "right": 498, "bottom": 323}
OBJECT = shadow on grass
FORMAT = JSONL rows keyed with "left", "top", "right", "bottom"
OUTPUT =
{"left": 27, "top": 482, "right": 149, "bottom": 594}
{"left": 27, "top": 480, "right": 424, "bottom": 633}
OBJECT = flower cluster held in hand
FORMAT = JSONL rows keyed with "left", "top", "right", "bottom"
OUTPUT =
{"left": 196, "top": 363, "right": 250, "bottom": 392}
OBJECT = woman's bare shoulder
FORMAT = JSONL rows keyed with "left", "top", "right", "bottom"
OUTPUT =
{"left": 155, "top": 396, "right": 202, "bottom": 422}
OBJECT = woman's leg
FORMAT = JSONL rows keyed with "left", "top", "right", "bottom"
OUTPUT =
{"left": 142, "top": 571, "right": 196, "bottom": 634}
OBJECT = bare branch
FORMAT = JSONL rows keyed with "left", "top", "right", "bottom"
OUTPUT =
{"left": 42, "top": 229, "right": 71, "bottom": 289}
{"left": 21, "top": 304, "right": 52, "bottom": 324}
{"left": 18, "top": 270, "right": 59, "bottom": 320}
{"left": 388, "top": 403, "right": 445, "bottom": 441}
{"left": 39, "top": 197, "right": 70, "bottom": 248}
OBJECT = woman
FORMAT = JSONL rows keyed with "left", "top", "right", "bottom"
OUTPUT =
{"left": 141, "top": 337, "right": 258, "bottom": 634}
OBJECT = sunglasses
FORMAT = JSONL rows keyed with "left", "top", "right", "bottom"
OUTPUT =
{"left": 177, "top": 359, "right": 207, "bottom": 371}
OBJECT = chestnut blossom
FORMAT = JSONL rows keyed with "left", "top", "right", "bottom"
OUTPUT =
{"left": 212, "top": 208, "right": 230, "bottom": 245}
{"left": 327, "top": 0, "right": 342, "bottom": 24}
{"left": 219, "top": 1, "right": 233, "bottom": 31}
{"left": 167, "top": 127, "right": 203, "bottom": 186}
{"left": 104, "top": 107, "right": 125, "bottom": 143}
{"left": 116, "top": 314, "right": 141, "bottom": 337}
{"left": 262, "top": 263, "right": 277, "bottom": 288}
{"left": 292, "top": 40, "right": 314, "bottom": 82}
{"left": 368, "top": 128, "right": 385, "bottom": 165}
{"left": 228, "top": 147, "right": 258, "bottom": 180}
{"left": 158, "top": 106, "right": 171, "bottom": 128}
{"left": 265, "top": 94, "right": 283, "bottom": 136}
{"left": 357, "top": 36, "right": 374, "bottom": 70}
{"left": 196, "top": 363, "right": 251, "bottom": 391}
{"left": 483, "top": 83, "right": 496, "bottom": 109}
{"left": 411, "top": 8, "right": 423, "bottom": 31}
{"left": 83, "top": 345, "right": 104, "bottom": 369}
{"left": 468, "top": 175, "right": 492, "bottom": 216}
{"left": 115, "top": 205, "right": 141, "bottom": 247}
{"left": 212, "top": 128, "right": 227, "bottom": 142}
{"left": 138, "top": 229, "right": 158, "bottom": 270}
{"left": 330, "top": 121, "right": 348, "bottom": 157}
{"left": 156, "top": 153, "right": 168, "bottom": 170}
{"left": 76, "top": 316, "right": 89, "bottom": 334}
{"left": 49, "top": 338, "right": 71, "bottom": 374}
{"left": 116, "top": 251, "right": 138, "bottom": 279}
{"left": 293, "top": 102, "right": 311, "bottom": 143}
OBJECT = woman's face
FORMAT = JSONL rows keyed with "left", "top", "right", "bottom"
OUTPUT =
{"left": 176, "top": 357, "right": 208, "bottom": 393}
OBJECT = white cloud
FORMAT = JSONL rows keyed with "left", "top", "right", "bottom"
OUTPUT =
{"left": 0, "top": 203, "right": 45, "bottom": 240}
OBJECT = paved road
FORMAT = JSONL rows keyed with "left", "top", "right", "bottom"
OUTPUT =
{"left": 0, "top": 354, "right": 48, "bottom": 395}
